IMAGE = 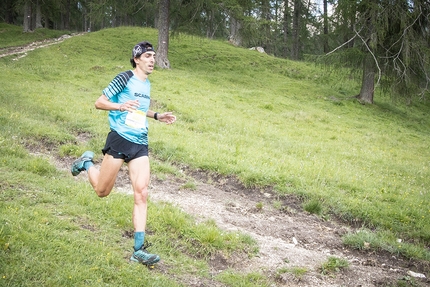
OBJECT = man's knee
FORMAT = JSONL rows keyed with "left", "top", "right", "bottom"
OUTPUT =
{"left": 95, "top": 187, "right": 112, "bottom": 198}
{"left": 134, "top": 187, "right": 148, "bottom": 203}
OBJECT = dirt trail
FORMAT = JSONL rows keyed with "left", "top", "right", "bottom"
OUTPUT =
{"left": 0, "top": 33, "right": 83, "bottom": 60}
{"left": 148, "top": 172, "right": 427, "bottom": 286}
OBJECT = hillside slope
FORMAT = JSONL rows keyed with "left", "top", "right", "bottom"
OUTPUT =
{"left": 1, "top": 25, "right": 429, "bottom": 286}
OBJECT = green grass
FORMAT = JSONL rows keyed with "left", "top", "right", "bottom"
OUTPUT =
{"left": 0, "top": 23, "right": 69, "bottom": 48}
{"left": 389, "top": 277, "right": 423, "bottom": 287}
{"left": 303, "top": 199, "right": 323, "bottom": 215}
{"left": 179, "top": 181, "right": 197, "bottom": 190}
{"left": 215, "top": 270, "right": 271, "bottom": 287}
{"left": 0, "top": 23, "right": 430, "bottom": 285}
{"left": 276, "top": 266, "right": 308, "bottom": 280}
{"left": 343, "top": 229, "right": 430, "bottom": 261}
{"left": 319, "top": 256, "right": 349, "bottom": 275}
{"left": 0, "top": 158, "right": 256, "bottom": 286}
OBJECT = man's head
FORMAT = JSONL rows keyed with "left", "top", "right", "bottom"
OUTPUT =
{"left": 130, "top": 41, "right": 155, "bottom": 68}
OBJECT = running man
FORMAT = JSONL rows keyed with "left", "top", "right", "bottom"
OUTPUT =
{"left": 71, "top": 41, "right": 176, "bottom": 266}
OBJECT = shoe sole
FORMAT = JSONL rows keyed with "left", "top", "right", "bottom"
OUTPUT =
{"left": 71, "top": 151, "right": 94, "bottom": 176}
{"left": 71, "top": 158, "right": 91, "bottom": 176}
{"left": 130, "top": 255, "right": 160, "bottom": 266}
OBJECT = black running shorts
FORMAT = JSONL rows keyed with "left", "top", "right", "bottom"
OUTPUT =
{"left": 102, "top": 130, "right": 149, "bottom": 163}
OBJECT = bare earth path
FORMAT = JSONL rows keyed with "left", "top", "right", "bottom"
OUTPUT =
{"left": 0, "top": 33, "right": 83, "bottom": 60}
{"left": 152, "top": 174, "right": 427, "bottom": 286}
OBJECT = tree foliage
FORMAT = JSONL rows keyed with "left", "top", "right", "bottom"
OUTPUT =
{"left": 1, "top": 0, "right": 429, "bottom": 102}
{"left": 315, "top": 0, "right": 429, "bottom": 103}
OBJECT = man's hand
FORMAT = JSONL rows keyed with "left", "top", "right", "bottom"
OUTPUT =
{"left": 120, "top": 100, "right": 140, "bottom": 112}
{"left": 158, "top": 112, "right": 176, "bottom": 124}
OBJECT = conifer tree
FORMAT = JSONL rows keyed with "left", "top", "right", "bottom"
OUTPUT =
{"left": 330, "top": 0, "right": 430, "bottom": 103}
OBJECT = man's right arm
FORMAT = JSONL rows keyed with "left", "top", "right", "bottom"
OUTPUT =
{"left": 95, "top": 95, "right": 139, "bottom": 112}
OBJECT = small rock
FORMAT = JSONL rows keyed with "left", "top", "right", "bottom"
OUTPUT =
{"left": 407, "top": 270, "right": 426, "bottom": 278}
{"left": 363, "top": 259, "right": 377, "bottom": 266}
{"left": 292, "top": 237, "right": 298, "bottom": 245}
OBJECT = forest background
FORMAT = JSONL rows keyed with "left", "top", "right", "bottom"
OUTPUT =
{"left": 1, "top": 0, "right": 429, "bottom": 104}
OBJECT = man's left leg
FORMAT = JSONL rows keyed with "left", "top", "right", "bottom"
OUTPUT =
{"left": 128, "top": 156, "right": 160, "bottom": 265}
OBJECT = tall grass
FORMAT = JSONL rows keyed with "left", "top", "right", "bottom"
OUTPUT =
{"left": 0, "top": 24, "right": 429, "bottom": 285}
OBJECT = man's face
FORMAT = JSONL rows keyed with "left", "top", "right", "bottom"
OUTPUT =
{"left": 138, "top": 52, "right": 155, "bottom": 75}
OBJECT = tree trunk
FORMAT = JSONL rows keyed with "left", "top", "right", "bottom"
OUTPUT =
{"left": 156, "top": 0, "right": 171, "bottom": 69}
{"left": 291, "top": 0, "right": 301, "bottom": 60}
{"left": 357, "top": 54, "right": 375, "bottom": 104}
{"left": 64, "top": 0, "right": 71, "bottom": 30}
{"left": 347, "top": 13, "right": 355, "bottom": 48}
{"left": 83, "top": 5, "right": 88, "bottom": 32}
{"left": 4, "top": 0, "right": 16, "bottom": 24}
{"left": 323, "top": 0, "right": 328, "bottom": 53}
{"left": 357, "top": 2, "right": 377, "bottom": 104}
{"left": 282, "top": 0, "right": 289, "bottom": 58}
{"left": 23, "top": 1, "right": 31, "bottom": 32}
{"left": 261, "top": 0, "right": 271, "bottom": 53}
{"left": 206, "top": 9, "right": 214, "bottom": 39}
{"left": 229, "top": 16, "right": 242, "bottom": 46}
{"left": 35, "top": 0, "right": 43, "bottom": 29}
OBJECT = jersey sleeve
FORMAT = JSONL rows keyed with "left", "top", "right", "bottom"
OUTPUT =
{"left": 102, "top": 70, "right": 134, "bottom": 100}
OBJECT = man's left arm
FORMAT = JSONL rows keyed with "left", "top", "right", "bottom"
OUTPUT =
{"left": 148, "top": 110, "right": 176, "bottom": 124}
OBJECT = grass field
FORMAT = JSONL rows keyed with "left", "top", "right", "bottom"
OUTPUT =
{"left": 0, "top": 23, "right": 69, "bottom": 48}
{"left": 0, "top": 23, "right": 429, "bottom": 286}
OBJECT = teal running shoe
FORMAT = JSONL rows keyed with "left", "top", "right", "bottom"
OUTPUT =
{"left": 71, "top": 151, "right": 94, "bottom": 176}
{"left": 130, "top": 242, "right": 160, "bottom": 266}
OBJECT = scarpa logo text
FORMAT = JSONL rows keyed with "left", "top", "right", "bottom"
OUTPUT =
{"left": 134, "top": 93, "right": 150, "bottom": 99}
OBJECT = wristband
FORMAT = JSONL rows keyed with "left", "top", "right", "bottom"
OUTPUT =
{"left": 154, "top": 112, "right": 158, "bottom": 120}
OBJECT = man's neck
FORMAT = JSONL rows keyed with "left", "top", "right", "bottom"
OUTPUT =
{"left": 133, "top": 68, "right": 148, "bottom": 82}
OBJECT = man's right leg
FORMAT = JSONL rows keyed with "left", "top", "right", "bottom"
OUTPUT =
{"left": 128, "top": 156, "right": 160, "bottom": 265}
{"left": 88, "top": 153, "right": 123, "bottom": 198}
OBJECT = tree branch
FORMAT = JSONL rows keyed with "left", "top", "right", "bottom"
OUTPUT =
{"left": 353, "top": 26, "right": 381, "bottom": 88}
{"left": 325, "top": 34, "right": 357, "bottom": 56}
